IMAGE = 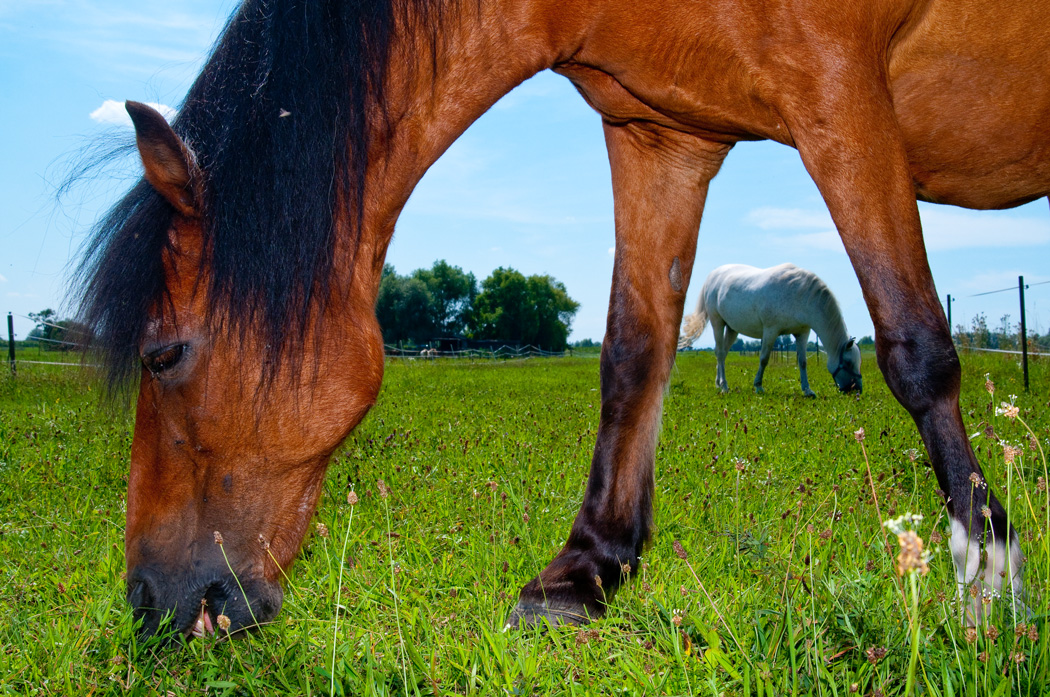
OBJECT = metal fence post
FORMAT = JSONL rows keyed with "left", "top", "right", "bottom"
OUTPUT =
{"left": 1019, "top": 276, "right": 1029, "bottom": 392}
{"left": 7, "top": 312, "right": 15, "bottom": 376}
{"left": 946, "top": 294, "right": 952, "bottom": 335}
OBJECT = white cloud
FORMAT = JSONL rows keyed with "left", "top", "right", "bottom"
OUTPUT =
{"left": 0, "top": 273, "right": 7, "bottom": 282}
{"left": 747, "top": 205, "right": 1049, "bottom": 253}
{"left": 957, "top": 270, "right": 1050, "bottom": 294}
{"left": 746, "top": 207, "right": 834, "bottom": 230}
{"left": 919, "top": 207, "right": 1050, "bottom": 251}
{"left": 90, "top": 99, "right": 176, "bottom": 127}
{"left": 607, "top": 247, "right": 615, "bottom": 257}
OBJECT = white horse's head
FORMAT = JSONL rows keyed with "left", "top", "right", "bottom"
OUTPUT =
{"left": 830, "top": 338, "right": 862, "bottom": 393}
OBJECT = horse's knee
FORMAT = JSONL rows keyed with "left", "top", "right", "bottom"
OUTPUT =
{"left": 878, "top": 330, "right": 960, "bottom": 413}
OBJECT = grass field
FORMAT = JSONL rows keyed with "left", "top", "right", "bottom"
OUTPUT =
{"left": 1, "top": 350, "right": 1047, "bottom": 696}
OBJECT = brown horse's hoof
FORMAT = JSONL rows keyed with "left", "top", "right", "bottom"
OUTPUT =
{"left": 504, "top": 599, "right": 591, "bottom": 630}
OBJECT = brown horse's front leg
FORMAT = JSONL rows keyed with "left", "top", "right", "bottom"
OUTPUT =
{"left": 508, "top": 123, "right": 729, "bottom": 627}
{"left": 785, "top": 67, "right": 1026, "bottom": 621}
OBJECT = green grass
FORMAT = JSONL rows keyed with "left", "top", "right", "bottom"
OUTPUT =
{"left": 1, "top": 350, "right": 1047, "bottom": 695}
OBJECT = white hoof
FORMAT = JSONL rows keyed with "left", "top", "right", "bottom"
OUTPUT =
{"left": 950, "top": 520, "right": 1028, "bottom": 624}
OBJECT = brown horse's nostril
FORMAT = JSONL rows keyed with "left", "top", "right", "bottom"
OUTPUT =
{"left": 126, "top": 563, "right": 283, "bottom": 641}
{"left": 127, "top": 578, "right": 151, "bottom": 612}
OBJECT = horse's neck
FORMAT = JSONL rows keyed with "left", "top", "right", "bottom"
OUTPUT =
{"left": 810, "top": 307, "right": 849, "bottom": 367}
{"left": 367, "top": 2, "right": 560, "bottom": 234}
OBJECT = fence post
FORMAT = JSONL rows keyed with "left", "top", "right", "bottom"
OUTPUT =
{"left": 1019, "top": 276, "right": 1029, "bottom": 392}
{"left": 946, "top": 294, "right": 952, "bottom": 336}
{"left": 7, "top": 312, "right": 15, "bottom": 376}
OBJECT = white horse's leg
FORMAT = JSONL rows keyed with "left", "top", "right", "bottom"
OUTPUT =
{"left": 795, "top": 330, "right": 815, "bottom": 397}
{"left": 711, "top": 316, "right": 731, "bottom": 392}
{"left": 754, "top": 329, "right": 776, "bottom": 394}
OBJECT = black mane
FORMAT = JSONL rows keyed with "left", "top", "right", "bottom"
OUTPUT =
{"left": 74, "top": 0, "right": 438, "bottom": 391}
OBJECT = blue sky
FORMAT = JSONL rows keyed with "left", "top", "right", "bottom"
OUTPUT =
{"left": 3, "top": 1, "right": 1049, "bottom": 350}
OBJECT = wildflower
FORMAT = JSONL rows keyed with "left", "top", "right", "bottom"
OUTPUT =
{"left": 883, "top": 513, "right": 924, "bottom": 535}
{"left": 981, "top": 505, "right": 992, "bottom": 519}
{"left": 905, "top": 448, "right": 920, "bottom": 462}
{"left": 964, "top": 627, "right": 978, "bottom": 644}
{"left": 996, "top": 401, "right": 1020, "bottom": 420}
{"left": 316, "top": 523, "right": 329, "bottom": 538}
{"left": 671, "top": 614, "right": 682, "bottom": 627}
{"left": 347, "top": 490, "right": 359, "bottom": 505}
{"left": 1012, "top": 651, "right": 1026, "bottom": 665}
{"left": 985, "top": 374, "right": 995, "bottom": 395}
{"left": 522, "top": 512, "right": 529, "bottom": 523}
{"left": 672, "top": 540, "right": 688, "bottom": 560}
{"left": 258, "top": 534, "right": 270, "bottom": 550}
{"left": 734, "top": 458, "right": 747, "bottom": 472}
{"left": 487, "top": 481, "right": 498, "bottom": 492}
{"left": 969, "top": 584, "right": 980, "bottom": 599}
{"left": 969, "top": 472, "right": 986, "bottom": 489}
{"left": 895, "top": 530, "right": 929, "bottom": 576}
{"left": 983, "top": 424, "right": 996, "bottom": 440}
{"left": 1037, "top": 477, "right": 1046, "bottom": 494}
{"left": 1029, "top": 435, "right": 1039, "bottom": 451}
{"left": 217, "top": 614, "right": 231, "bottom": 632}
{"left": 930, "top": 530, "right": 943, "bottom": 545}
{"left": 377, "top": 479, "right": 389, "bottom": 499}
{"left": 977, "top": 651, "right": 988, "bottom": 663}
{"left": 594, "top": 575, "right": 603, "bottom": 589}
{"left": 854, "top": 428, "right": 866, "bottom": 443}
{"left": 1003, "top": 444, "right": 1022, "bottom": 465}
{"left": 621, "top": 562, "right": 632, "bottom": 575}
{"left": 213, "top": 531, "right": 224, "bottom": 545}
{"left": 865, "top": 646, "right": 887, "bottom": 665}
{"left": 1028, "top": 625, "right": 1039, "bottom": 642}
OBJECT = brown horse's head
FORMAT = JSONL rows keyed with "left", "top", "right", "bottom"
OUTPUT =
{"left": 117, "top": 102, "right": 384, "bottom": 638}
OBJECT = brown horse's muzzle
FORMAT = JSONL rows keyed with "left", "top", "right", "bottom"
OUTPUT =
{"left": 126, "top": 560, "right": 283, "bottom": 640}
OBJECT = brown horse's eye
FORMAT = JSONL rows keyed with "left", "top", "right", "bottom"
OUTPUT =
{"left": 142, "top": 344, "right": 187, "bottom": 375}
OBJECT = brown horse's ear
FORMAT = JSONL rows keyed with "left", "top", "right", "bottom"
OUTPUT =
{"left": 126, "top": 101, "right": 199, "bottom": 217}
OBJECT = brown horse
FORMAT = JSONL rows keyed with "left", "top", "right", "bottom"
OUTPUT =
{"left": 77, "top": 0, "right": 1047, "bottom": 638}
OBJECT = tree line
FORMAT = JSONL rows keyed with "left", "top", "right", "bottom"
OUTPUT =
{"left": 954, "top": 312, "right": 1050, "bottom": 351}
{"left": 375, "top": 261, "right": 580, "bottom": 351}
{"left": 19, "top": 261, "right": 582, "bottom": 354}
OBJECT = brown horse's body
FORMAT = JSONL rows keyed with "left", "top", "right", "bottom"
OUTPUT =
{"left": 95, "top": 0, "right": 1046, "bottom": 636}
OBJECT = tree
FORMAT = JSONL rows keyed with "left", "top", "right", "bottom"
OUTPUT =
{"left": 27, "top": 309, "right": 58, "bottom": 342}
{"left": 411, "top": 260, "right": 477, "bottom": 337}
{"left": 375, "top": 261, "right": 477, "bottom": 345}
{"left": 375, "top": 266, "right": 435, "bottom": 345}
{"left": 469, "top": 267, "right": 579, "bottom": 351}
{"left": 26, "top": 309, "right": 85, "bottom": 351}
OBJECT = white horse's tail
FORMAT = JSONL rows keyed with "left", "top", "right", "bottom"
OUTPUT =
{"left": 679, "top": 299, "right": 709, "bottom": 349}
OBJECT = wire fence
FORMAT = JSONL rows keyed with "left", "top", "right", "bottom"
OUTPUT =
{"left": 383, "top": 343, "right": 569, "bottom": 359}
{"left": 8, "top": 275, "right": 1047, "bottom": 374}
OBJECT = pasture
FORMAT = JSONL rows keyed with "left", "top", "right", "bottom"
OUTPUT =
{"left": 1, "top": 350, "right": 1047, "bottom": 695}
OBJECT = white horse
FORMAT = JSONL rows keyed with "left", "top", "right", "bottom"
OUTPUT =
{"left": 679, "top": 263, "right": 862, "bottom": 396}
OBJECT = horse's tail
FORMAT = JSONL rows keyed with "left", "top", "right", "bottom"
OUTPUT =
{"left": 679, "top": 298, "right": 709, "bottom": 349}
